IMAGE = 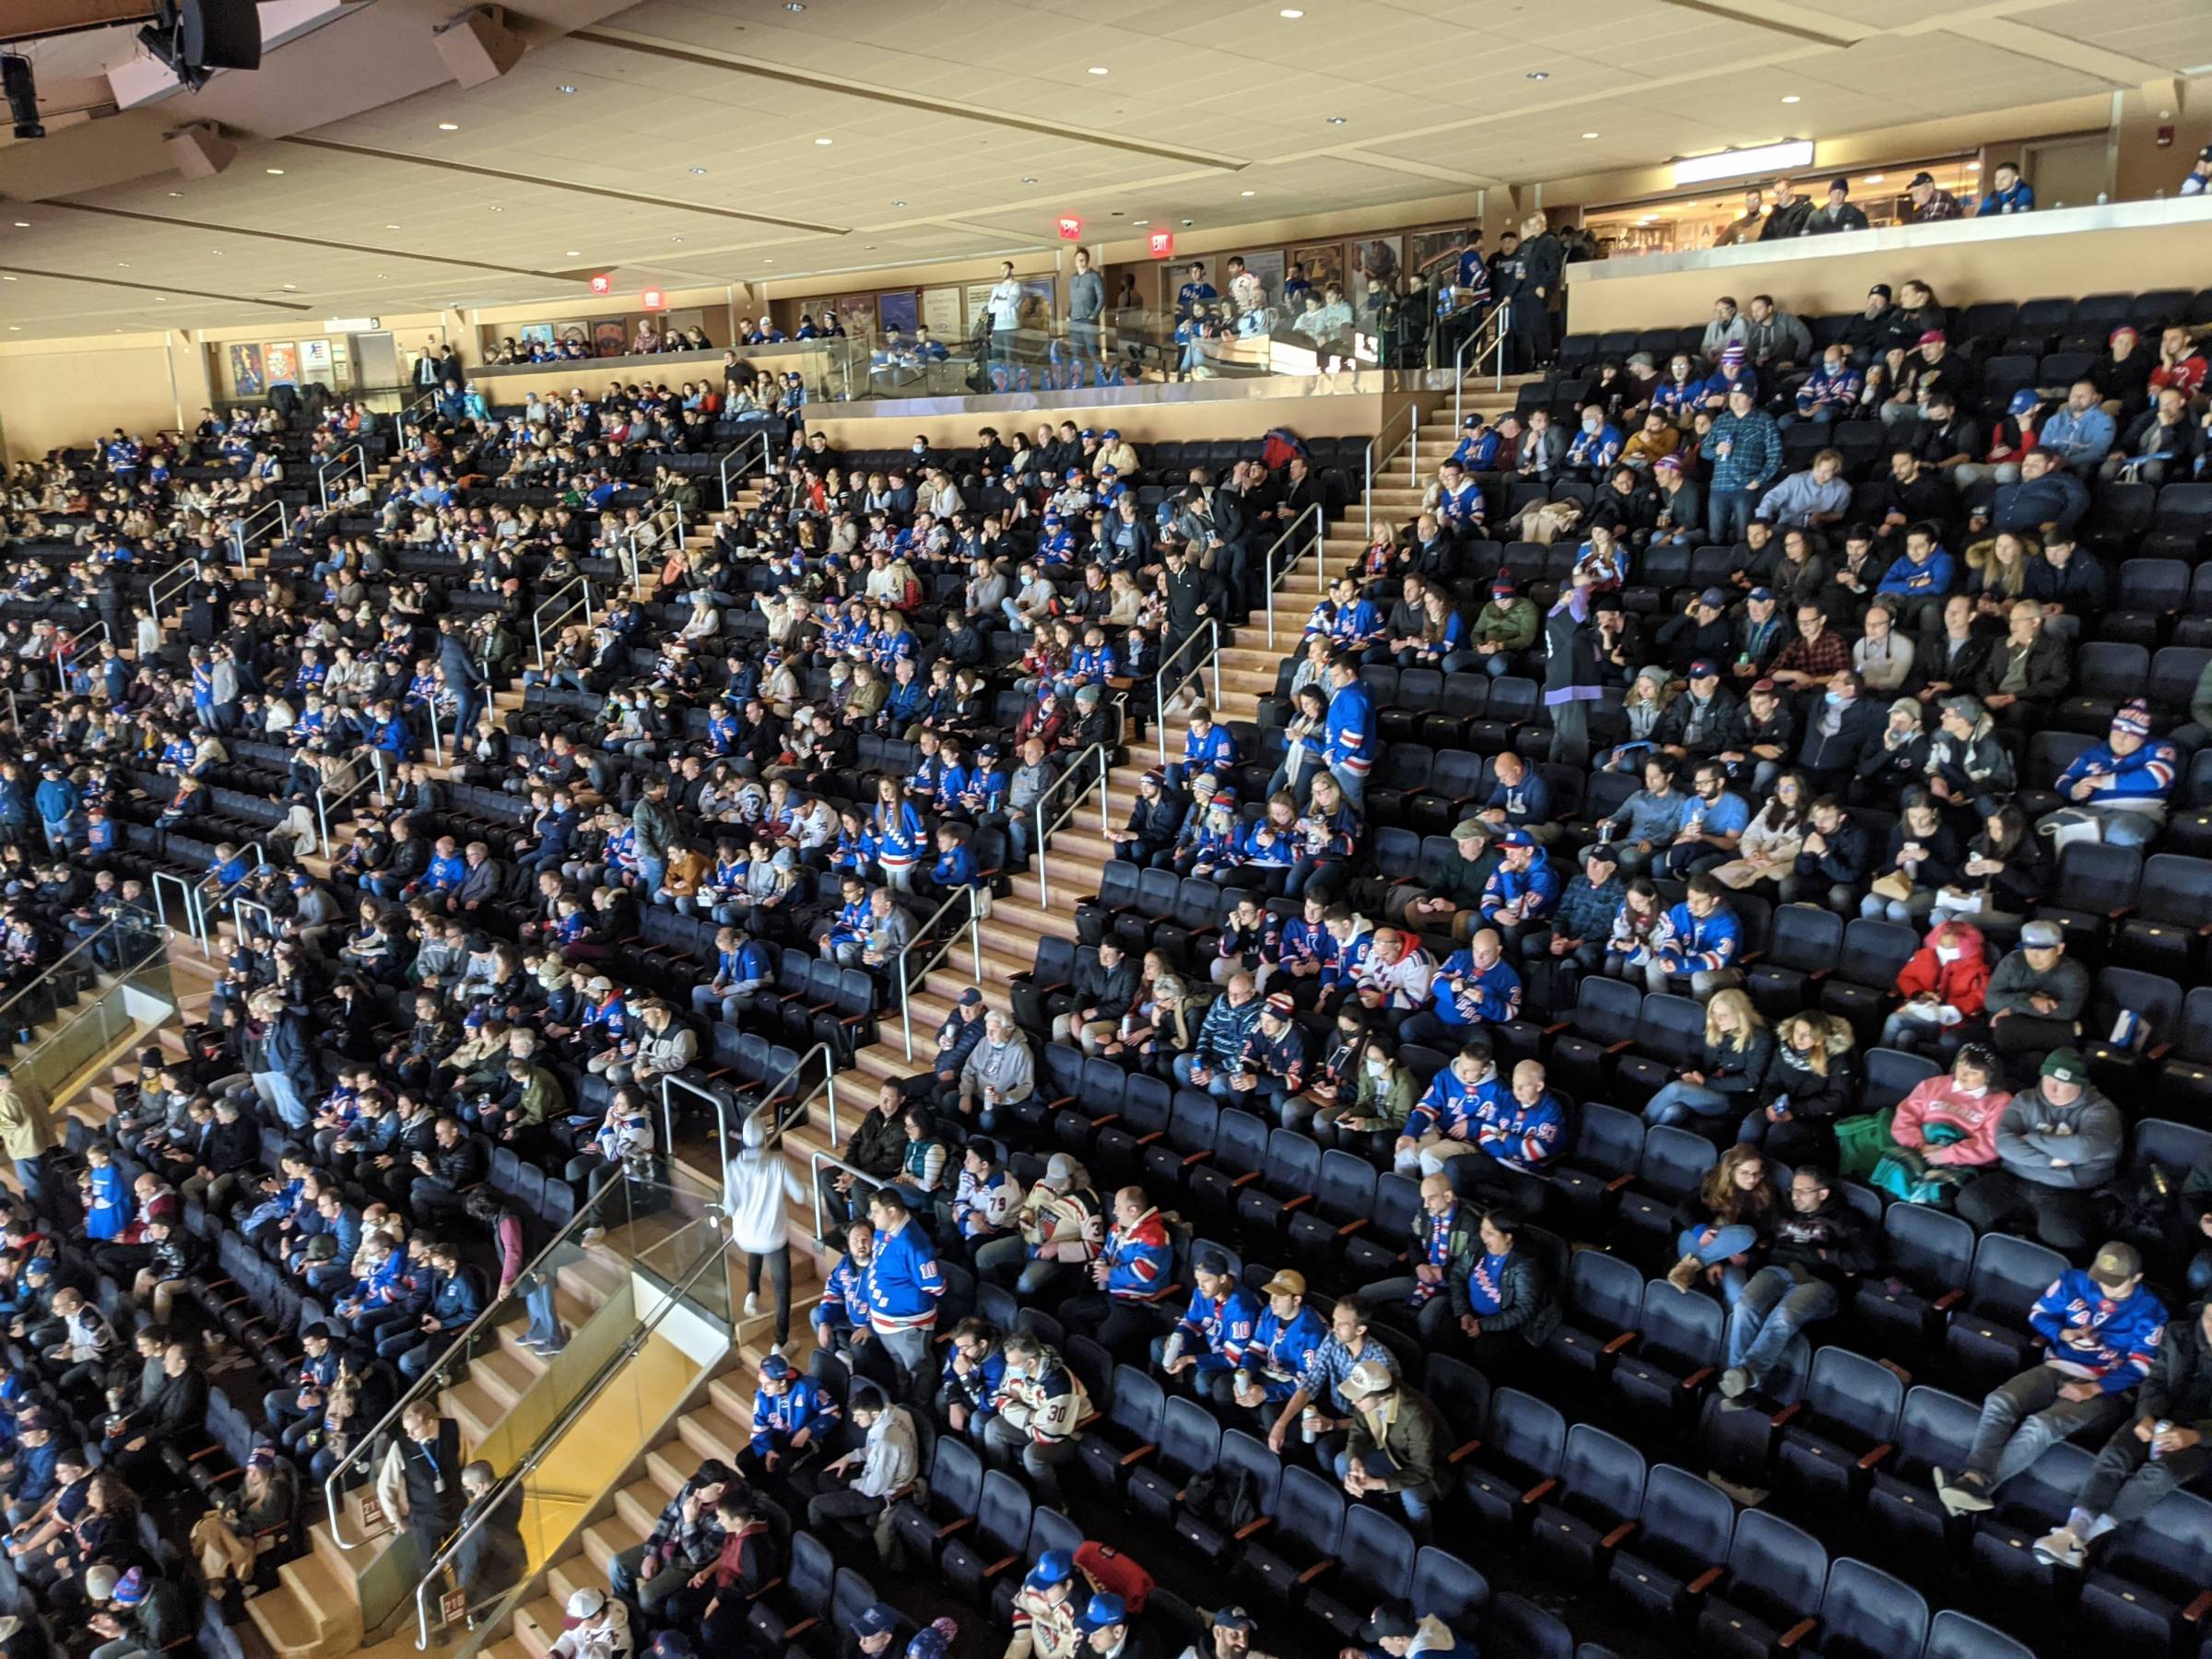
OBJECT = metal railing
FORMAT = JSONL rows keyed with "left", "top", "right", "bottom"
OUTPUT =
{"left": 148, "top": 562, "right": 196, "bottom": 625}
{"left": 716, "top": 429, "right": 774, "bottom": 511}
{"left": 0, "top": 916, "right": 130, "bottom": 1042}
{"left": 317, "top": 441, "right": 371, "bottom": 514}
{"left": 1261, "top": 503, "right": 1328, "bottom": 649}
{"left": 314, "top": 752, "right": 389, "bottom": 859}
{"left": 227, "top": 893, "right": 279, "bottom": 948}
{"left": 228, "top": 497, "right": 288, "bottom": 565}
{"left": 181, "top": 841, "right": 263, "bottom": 951}
{"left": 660, "top": 1040, "right": 838, "bottom": 1177}
{"left": 898, "top": 884, "right": 983, "bottom": 1060}
{"left": 410, "top": 1214, "right": 735, "bottom": 1650}
{"left": 148, "top": 871, "right": 201, "bottom": 945}
{"left": 51, "top": 618, "right": 108, "bottom": 688}
{"left": 1151, "top": 618, "right": 1221, "bottom": 769}
{"left": 529, "top": 576, "right": 595, "bottom": 673}
{"left": 1362, "top": 401, "right": 1420, "bottom": 540}
{"left": 1033, "top": 742, "right": 1112, "bottom": 913}
{"left": 1451, "top": 300, "right": 1513, "bottom": 433}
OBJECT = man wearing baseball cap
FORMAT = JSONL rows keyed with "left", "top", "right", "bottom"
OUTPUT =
{"left": 1006, "top": 1548, "right": 1080, "bottom": 1659}
{"left": 1152, "top": 1250, "right": 1261, "bottom": 1398}
{"left": 1193, "top": 1605, "right": 1268, "bottom": 1659}
{"left": 1335, "top": 1360, "right": 1450, "bottom": 1526}
{"left": 1938, "top": 1241, "right": 2165, "bottom": 1517}
{"left": 1231, "top": 1269, "right": 1328, "bottom": 1422}
{"left": 852, "top": 1601, "right": 902, "bottom": 1659}
{"left": 1983, "top": 919, "right": 2089, "bottom": 1077}
{"left": 1955, "top": 1048, "right": 2122, "bottom": 1254}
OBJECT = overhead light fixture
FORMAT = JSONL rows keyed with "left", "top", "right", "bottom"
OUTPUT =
{"left": 166, "top": 191, "right": 182, "bottom": 197}
{"left": 690, "top": 165, "right": 708, "bottom": 173}
{"left": 265, "top": 167, "right": 284, "bottom": 174}
{"left": 672, "top": 235, "right": 684, "bottom": 242}
{"left": 1134, "top": 218, "right": 1148, "bottom": 225}
{"left": 1863, "top": 173, "right": 1885, "bottom": 183}
{"left": 437, "top": 122, "right": 459, "bottom": 130}
{"left": 565, "top": 248, "right": 581, "bottom": 256}
{"left": 1022, "top": 175, "right": 1038, "bottom": 183}
{"left": 1582, "top": 131, "right": 1599, "bottom": 138}
{"left": 891, "top": 198, "right": 906, "bottom": 206}
{"left": 385, "top": 222, "right": 400, "bottom": 229}
{"left": 1088, "top": 65, "right": 1109, "bottom": 75}
{"left": 762, "top": 257, "right": 773, "bottom": 263}
{"left": 1673, "top": 137, "right": 1813, "bottom": 186}
{"left": 1279, "top": 6, "right": 1304, "bottom": 15}
{"left": 1781, "top": 94, "right": 1800, "bottom": 103}
{"left": 558, "top": 84, "right": 576, "bottom": 93}
{"left": 281, "top": 282, "right": 295, "bottom": 289}
{"left": 488, "top": 205, "right": 502, "bottom": 212}
{"left": 1326, "top": 115, "right": 1346, "bottom": 124}
{"left": 210, "top": 248, "right": 222, "bottom": 255}
{"left": 116, "top": 262, "right": 130, "bottom": 268}
{"left": 9, "top": 220, "right": 25, "bottom": 228}
{"left": 785, "top": 2, "right": 804, "bottom": 10}
{"left": 1241, "top": 189, "right": 1256, "bottom": 196}
{"left": 1525, "top": 70, "right": 1548, "bottom": 80}
{"left": 1181, "top": 218, "right": 1193, "bottom": 226}
{"left": 814, "top": 137, "right": 832, "bottom": 146}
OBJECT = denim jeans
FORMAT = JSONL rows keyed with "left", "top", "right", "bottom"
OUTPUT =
{"left": 1963, "top": 1363, "right": 2132, "bottom": 1489}
{"left": 1707, "top": 487, "right": 1757, "bottom": 545}
{"left": 1677, "top": 1222, "right": 1759, "bottom": 1304}
{"left": 1332, "top": 1450, "right": 1434, "bottom": 1527}
{"left": 1725, "top": 1265, "right": 1837, "bottom": 1387}
{"left": 1643, "top": 1080, "right": 1732, "bottom": 1125}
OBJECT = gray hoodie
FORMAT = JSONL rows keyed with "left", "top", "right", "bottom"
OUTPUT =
{"left": 1992, "top": 1080, "right": 2123, "bottom": 1191}
{"left": 1983, "top": 948, "right": 2090, "bottom": 1022}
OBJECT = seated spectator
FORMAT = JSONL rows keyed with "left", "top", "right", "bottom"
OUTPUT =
{"left": 1937, "top": 1242, "right": 2163, "bottom": 1517}
{"left": 1720, "top": 1161, "right": 1874, "bottom": 1400}
{"left": 1888, "top": 1041, "right": 2011, "bottom": 1203}
{"left": 1984, "top": 919, "right": 2091, "bottom": 1076}
{"left": 1741, "top": 1011, "right": 1860, "bottom": 1167}
{"left": 1954, "top": 1048, "right": 2121, "bottom": 1253}
{"left": 2041, "top": 698, "right": 2178, "bottom": 850}
{"left": 1665, "top": 1144, "right": 1779, "bottom": 1300}
{"left": 1641, "top": 989, "right": 1774, "bottom": 1130}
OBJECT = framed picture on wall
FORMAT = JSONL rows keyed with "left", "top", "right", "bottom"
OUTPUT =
{"left": 1354, "top": 236, "right": 1402, "bottom": 309}
{"left": 228, "top": 343, "right": 265, "bottom": 396}
{"left": 1292, "top": 242, "right": 1345, "bottom": 299}
{"left": 592, "top": 319, "right": 627, "bottom": 358}
{"left": 517, "top": 323, "right": 556, "bottom": 348}
{"left": 299, "top": 338, "right": 335, "bottom": 386}
{"left": 553, "top": 320, "right": 590, "bottom": 350}
{"left": 878, "top": 291, "right": 919, "bottom": 335}
{"left": 263, "top": 343, "right": 299, "bottom": 384}
{"left": 835, "top": 294, "right": 877, "bottom": 338}
{"left": 1407, "top": 227, "right": 1474, "bottom": 285}
{"left": 922, "top": 287, "right": 962, "bottom": 339}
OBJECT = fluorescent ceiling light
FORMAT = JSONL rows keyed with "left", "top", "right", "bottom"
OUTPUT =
{"left": 1674, "top": 138, "right": 1813, "bottom": 186}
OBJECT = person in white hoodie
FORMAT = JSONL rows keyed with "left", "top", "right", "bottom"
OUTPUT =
{"left": 723, "top": 1107, "right": 806, "bottom": 1348}
{"left": 806, "top": 1383, "right": 920, "bottom": 1562}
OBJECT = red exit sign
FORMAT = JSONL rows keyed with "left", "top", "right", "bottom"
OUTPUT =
{"left": 1057, "top": 215, "right": 1082, "bottom": 241}
{"left": 641, "top": 288, "right": 667, "bottom": 311}
{"left": 588, "top": 272, "right": 614, "bottom": 296}
{"left": 1147, "top": 230, "right": 1174, "bottom": 259}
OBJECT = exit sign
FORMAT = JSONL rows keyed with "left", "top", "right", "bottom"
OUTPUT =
{"left": 641, "top": 288, "right": 667, "bottom": 311}
{"left": 1147, "top": 229, "right": 1174, "bottom": 259}
{"left": 588, "top": 272, "right": 614, "bottom": 296}
{"left": 1057, "top": 215, "right": 1082, "bottom": 241}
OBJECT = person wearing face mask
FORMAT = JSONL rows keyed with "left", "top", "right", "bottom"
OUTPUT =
{"left": 1562, "top": 404, "right": 1622, "bottom": 482}
{"left": 1882, "top": 921, "right": 1991, "bottom": 1058}
{"left": 1310, "top": 1034, "right": 1413, "bottom": 1159}
{"left": 1886, "top": 1043, "right": 2011, "bottom": 1205}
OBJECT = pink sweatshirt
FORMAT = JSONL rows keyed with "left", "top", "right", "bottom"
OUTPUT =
{"left": 1890, "top": 1077, "right": 2012, "bottom": 1168}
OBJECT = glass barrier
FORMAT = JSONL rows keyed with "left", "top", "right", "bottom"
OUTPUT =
{"left": 335, "top": 1165, "right": 726, "bottom": 1641}
{"left": 405, "top": 1195, "right": 735, "bottom": 1651}
{"left": 8, "top": 924, "right": 176, "bottom": 1100}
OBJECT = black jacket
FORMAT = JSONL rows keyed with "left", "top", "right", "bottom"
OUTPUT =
{"left": 1766, "top": 1194, "right": 1876, "bottom": 1288}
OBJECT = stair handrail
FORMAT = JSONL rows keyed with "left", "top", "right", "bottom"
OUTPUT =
{"left": 227, "top": 496, "right": 288, "bottom": 566}
{"left": 410, "top": 1212, "right": 735, "bottom": 1651}
{"left": 529, "top": 575, "right": 595, "bottom": 673}
{"left": 1151, "top": 618, "right": 1221, "bottom": 769}
{"left": 51, "top": 618, "right": 110, "bottom": 688}
{"left": 716, "top": 429, "right": 773, "bottom": 512}
{"left": 1361, "top": 401, "right": 1419, "bottom": 541}
{"left": 314, "top": 751, "right": 390, "bottom": 858}
{"left": 316, "top": 440, "right": 371, "bottom": 514}
{"left": 1451, "top": 299, "right": 1514, "bottom": 433}
{"left": 898, "top": 882, "right": 983, "bottom": 1060}
{"left": 1032, "top": 741, "right": 1112, "bottom": 913}
{"left": 147, "top": 560, "right": 196, "bottom": 624}
{"left": 0, "top": 916, "right": 125, "bottom": 1039}
{"left": 1260, "top": 502, "right": 1327, "bottom": 650}
{"left": 659, "top": 1039, "right": 839, "bottom": 1174}
{"left": 324, "top": 1172, "right": 668, "bottom": 1547}
{"left": 182, "top": 841, "right": 263, "bottom": 950}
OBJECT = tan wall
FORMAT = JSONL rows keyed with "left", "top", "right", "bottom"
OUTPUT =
{"left": 0, "top": 334, "right": 206, "bottom": 463}
{"left": 473, "top": 345, "right": 836, "bottom": 403}
{"left": 1560, "top": 212, "right": 2212, "bottom": 337}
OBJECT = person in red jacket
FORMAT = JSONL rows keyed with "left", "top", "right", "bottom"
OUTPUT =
{"left": 1881, "top": 920, "right": 1991, "bottom": 1058}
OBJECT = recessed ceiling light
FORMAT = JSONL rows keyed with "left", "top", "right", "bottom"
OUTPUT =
{"left": 1088, "top": 65, "right": 1109, "bottom": 75}
{"left": 1241, "top": 190, "right": 1256, "bottom": 196}
{"left": 891, "top": 198, "right": 906, "bottom": 206}
{"left": 489, "top": 206, "right": 502, "bottom": 212}
{"left": 762, "top": 258, "right": 773, "bottom": 264}
{"left": 565, "top": 249, "right": 581, "bottom": 256}
{"left": 1134, "top": 219, "right": 1148, "bottom": 226}
{"left": 116, "top": 263, "right": 130, "bottom": 268}
{"left": 156, "top": 296, "right": 166, "bottom": 301}
{"left": 376, "top": 273, "right": 387, "bottom": 278}
{"left": 385, "top": 223, "right": 400, "bottom": 229}
{"left": 814, "top": 137, "right": 832, "bottom": 147}
{"left": 265, "top": 167, "right": 285, "bottom": 175}
{"left": 281, "top": 283, "right": 296, "bottom": 290}
{"left": 558, "top": 84, "right": 576, "bottom": 94}
{"left": 784, "top": 2, "right": 804, "bottom": 10}
{"left": 10, "top": 221, "right": 26, "bottom": 229}
{"left": 690, "top": 165, "right": 709, "bottom": 173}
{"left": 864, "top": 244, "right": 876, "bottom": 250}
{"left": 672, "top": 235, "right": 684, "bottom": 242}
{"left": 1525, "top": 70, "right": 1548, "bottom": 79}
{"left": 1022, "top": 175, "right": 1038, "bottom": 183}
{"left": 210, "top": 249, "right": 222, "bottom": 255}
{"left": 166, "top": 192, "right": 182, "bottom": 197}
{"left": 1582, "top": 131, "right": 1599, "bottom": 138}
{"left": 437, "top": 122, "right": 459, "bottom": 131}
{"left": 1780, "top": 94, "right": 1800, "bottom": 103}
{"left": 1181, "top": 218, "right": 1193, "bottom": 226}
{"left": 1279, "top": 6, "right": 1304, "bottom": 15}
{"left": 1326, "top": 115, "right": 1347, "bottom": 124}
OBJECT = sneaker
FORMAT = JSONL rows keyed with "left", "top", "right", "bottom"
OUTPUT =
{"left": 580, "top": 1226, "right": 606, "bottom": 1250}
{"left": 1719, "top": 1368, "right": 1751, "bottom": 1399}
{"left": 1934, "top": 1468, "right": 1994, "bottom": 1516}
{"left": 1665, "top": 1253, "right": 1701, "bottom": 1293}
{"left": 743, "top": 1292, "right": 760, "bottom": 1318}
{"left": 2031, "top": 1526, "right": 2086, "bottom": 1569}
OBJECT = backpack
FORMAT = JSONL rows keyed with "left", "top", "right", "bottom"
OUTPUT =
{"left": 1179, "top": 1465, "right": 1262, "bottom": 1538}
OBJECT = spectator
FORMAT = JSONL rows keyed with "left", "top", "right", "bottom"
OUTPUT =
{"left": 1719, "top": 1162, "right": 1874, "bottom": 1400}
{"left": 1954, "top": 1048, "right": 2122, "bottom": 1253}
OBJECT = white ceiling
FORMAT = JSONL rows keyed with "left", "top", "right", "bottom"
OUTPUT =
{"left": 0, "top": 0, "right": 2206, "bottom": 340}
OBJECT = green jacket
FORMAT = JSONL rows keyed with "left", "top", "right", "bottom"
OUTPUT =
{"left": 1345, "top": 1385, "right": 1450, "bottom": 1497}
{"left": 1474, "top": 597, "right": 1539, "bottom": 653}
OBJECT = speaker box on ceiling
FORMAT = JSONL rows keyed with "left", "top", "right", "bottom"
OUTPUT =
{"left": 180, "top": 0, "right": 263, "bottom": 72}
{"left": 433, "top": 7, "right": 524, "bottom": 88}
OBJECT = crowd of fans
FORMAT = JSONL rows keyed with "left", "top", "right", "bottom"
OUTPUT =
{"left": 0, "top": 216, "right": 2209, "bottom": 1659}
